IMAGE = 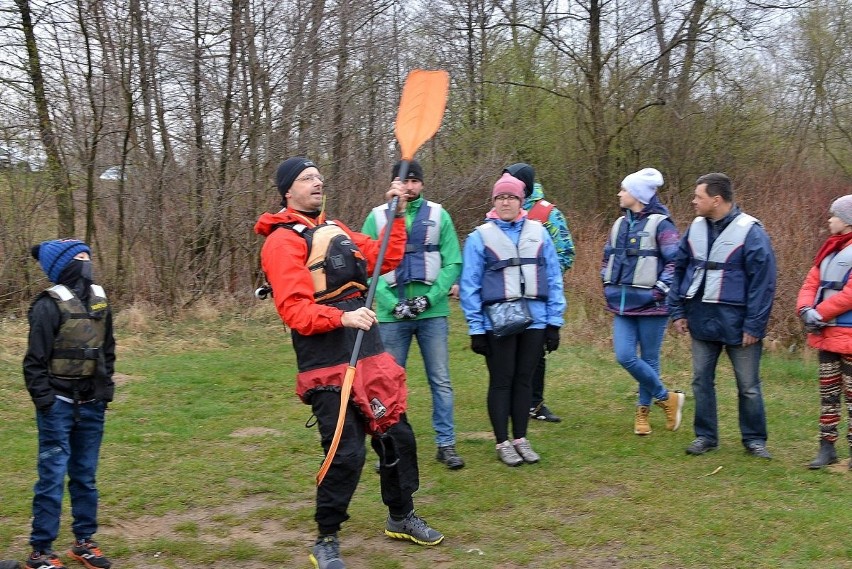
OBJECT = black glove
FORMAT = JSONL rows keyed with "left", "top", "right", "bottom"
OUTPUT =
{"left": 470, "top": 334, "right": 490, "bottom": 356}
{"left": 408, "top": 296, "right": 430, "bottom": 315}
{"left": 392, "top": 300, "right": 415, "bottom": 320}
{"left": 545, "top": 325, "right": 561, "bottom": 353}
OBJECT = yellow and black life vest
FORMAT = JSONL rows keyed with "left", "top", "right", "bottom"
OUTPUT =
{"left": 276, "top": 221, "right": 369, "bottom": 304}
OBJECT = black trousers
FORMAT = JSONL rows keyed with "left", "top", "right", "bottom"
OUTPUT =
{"left": 531, "top": 350, "right": 547, "bottom": 408}
{"left": 311, "top": 390, "right": 419, "bottom": 535}
{"left": 484, "top": 328, "right": 546, "bottom": 443}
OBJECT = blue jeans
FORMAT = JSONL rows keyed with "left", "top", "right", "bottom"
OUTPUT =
{"left": 31, "top": 398, "right": 105, "bottom": 551}
{"left": 691, "top": 338, "right": 768, "bottom": 446}
{"left": 379, "top": 317, "right": 456, "bottom": 447}
{"left": 613, "top": 315, "right": 669, "bottom": 406}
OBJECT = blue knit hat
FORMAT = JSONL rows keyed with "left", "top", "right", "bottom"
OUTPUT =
{"left": 31, "top": 239, "right": 91, "bottom": 283}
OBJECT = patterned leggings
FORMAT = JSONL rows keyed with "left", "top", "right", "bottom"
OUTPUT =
{"left": 817, "top": 350, "right": 852, "bottom": 445}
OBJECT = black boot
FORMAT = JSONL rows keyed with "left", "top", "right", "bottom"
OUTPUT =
{"left": 808, "top": 439, "right": 837, "bottom": 469}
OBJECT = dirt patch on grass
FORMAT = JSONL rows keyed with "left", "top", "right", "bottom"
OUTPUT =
{"left": 229, "top": 427, "right": 285, "bottom": 438}
{"left": 100, "top": 498, "right": 609, "bottom": 568}
{"left": 100, "top": 493, "right": 463, "bottom": 568}
{"left": 827, "top": 458, "right": 852, "bottom": 473}
{"left": 111, "top": 373, "right": 138, "bottom": 386}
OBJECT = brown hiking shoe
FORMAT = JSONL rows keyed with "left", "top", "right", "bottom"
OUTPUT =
{"left": 655, "top": 390, "right": 685, "bottom": 431}
{"left": 634, "top": 405, "right": 651, "bottom": 435}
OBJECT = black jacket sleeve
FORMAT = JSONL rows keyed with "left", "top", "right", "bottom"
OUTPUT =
{"left": 22, "top": 295, "right": 62, "bottom": 410}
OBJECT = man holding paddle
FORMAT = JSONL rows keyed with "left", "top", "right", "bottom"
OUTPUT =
{"left": 255, "top": 157, "right": 444, "bottom": 569}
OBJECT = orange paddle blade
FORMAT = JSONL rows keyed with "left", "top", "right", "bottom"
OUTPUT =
{"left": 394, "top": 70, "right": 450, "bottom": 161}
{"left": 316, "top": 365, "right": 356, "bottom": 486}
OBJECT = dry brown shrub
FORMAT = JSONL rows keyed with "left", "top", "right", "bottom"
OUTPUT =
{"left": 186, "top": 296, "right": 222, "bottom": 322}
{"left": 0, "top": 315, "right": 29, "bottom": 365}
{"left": 114, "top": 301, "right": 161, "bottom": 334}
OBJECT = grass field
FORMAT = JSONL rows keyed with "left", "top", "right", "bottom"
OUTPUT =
{"left": 0, "top": 301, "right": 849, "bottom": 568}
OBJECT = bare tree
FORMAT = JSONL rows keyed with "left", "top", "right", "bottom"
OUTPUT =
{"left": 13, "top": 0, "right": 75, "bottom": 235}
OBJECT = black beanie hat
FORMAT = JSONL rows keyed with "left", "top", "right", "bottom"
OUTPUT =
{"left": 275, "top": 157, "right": 316, "bottom": 205}
{"left": 503, "top": 162, "right": 535, "bottom": 198}
{"left": 391, "top": 160, "right": 423, "bottom": 182}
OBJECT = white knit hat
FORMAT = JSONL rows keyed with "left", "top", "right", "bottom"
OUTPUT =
{"left": 831, "top": 195, "right": 852, "bottom": 225}
{"left": 621, "top": 168, "right": 664, "bottom": 205}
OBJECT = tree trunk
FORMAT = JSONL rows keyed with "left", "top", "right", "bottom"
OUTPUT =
{"left": 14, "top": 0, "right": 75, "bottom": 236}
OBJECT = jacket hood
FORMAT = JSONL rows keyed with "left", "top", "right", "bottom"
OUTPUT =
{"left": 484, "top": 208, "right": 528, "bottom": 224}
{"left": 523, "top": 182, "right": 546, "bottom": 208}
{"left": 624, "top": 194, "right": 671, "bottom": 218}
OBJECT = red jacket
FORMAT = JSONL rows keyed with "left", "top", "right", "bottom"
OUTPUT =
{"left": 254, "top": 208, "right": 407, "bottom": 333}
{"left": 796, "top": 242, "right": 852, "bottom": 354}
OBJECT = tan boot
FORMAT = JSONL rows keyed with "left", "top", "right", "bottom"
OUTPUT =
{"left": 634, "top": 405, "right": 652, "bottom": 435}
{"left": 655, "top": 390, "right": 685, "bottom": 431}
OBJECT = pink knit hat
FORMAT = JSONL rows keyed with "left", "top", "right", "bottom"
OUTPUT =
{"left": 492, "top": 173, "right": 525, "bottom": 201}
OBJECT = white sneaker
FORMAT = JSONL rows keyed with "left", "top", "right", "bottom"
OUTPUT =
{"left": 512, "top": 437, "right": 540, "bottom": 463}
{"left": 496, "top": 440, "right": 523, "bottom": 466}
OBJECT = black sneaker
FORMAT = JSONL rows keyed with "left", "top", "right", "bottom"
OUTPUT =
{"left": 685, "top": 438, "right": 718, "bottom": 455}
{"left": 0, "top": 561, "right": 23, "bottom": 569}
{"left": 67, "top": 539, "right": 110, "bottom": 569}
{"left": 25, "top": 552, "right": 64, "bottom": 569}
{"left": 745, "top": 442, "right": 772, "bottom": 460}
{"left": 309, "top": 534, "right": 345, "bottom": 569}
{"left": 385, "top": 511, "right": 444, "bottom": 546}
{"left": 435, "top": 445, "right": 465, "bottom": 470}
{"left": 530, "top": 403, "right": 562, "bottom": 423}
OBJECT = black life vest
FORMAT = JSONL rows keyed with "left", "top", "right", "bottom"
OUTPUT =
{"left": 45, "top": 284, "right": 108, "bottom": 378}
{"left": 274, "top": 221, "right": 368, "bottom": 304}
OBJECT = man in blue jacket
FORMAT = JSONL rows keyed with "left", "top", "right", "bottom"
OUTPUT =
{"left": 668, "top": 172, "right": 776, "bottom": 459}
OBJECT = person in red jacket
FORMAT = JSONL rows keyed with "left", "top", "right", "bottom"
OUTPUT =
{"left": 796, "top": 194, "right": 852, "bottom": 470}
{"left": 254, "top": 157, "right": 444, "bottom": 569}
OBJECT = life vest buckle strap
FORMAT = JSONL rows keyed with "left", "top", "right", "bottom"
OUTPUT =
{"left": 52, "top": 347, "right": 101, "bottom": 360}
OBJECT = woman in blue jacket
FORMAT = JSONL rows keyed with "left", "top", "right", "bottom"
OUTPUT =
{"left": 601, "top": 168, "right": 684, "bottom": 436}
{"left": 460, "top": 173, "right": 566, "bottom": 466}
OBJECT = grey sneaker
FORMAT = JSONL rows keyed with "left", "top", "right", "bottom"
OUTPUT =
{"left": 745, "top": 442, "right": 772, "bottom": 460}
{"left": 309, "top": 534, "right": 346, "bottom": 569}
{"left": 685, "top": 438, "right": 718, "bottom": 455}
{"left": 496, "top": 440, "right": 523, "bottom": 466}
{"left": 384, "top": 511, "right": 444, "bottom": 546}
{"left": 512, "top": 438, "right": 540, "bottom": 463}
{"left": 436, "top": 445, "right": 465, "bottom": 470}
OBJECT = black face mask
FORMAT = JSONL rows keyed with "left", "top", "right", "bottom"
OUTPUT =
{"left": 58, "top": 259, "right": 93, "bottom": 287}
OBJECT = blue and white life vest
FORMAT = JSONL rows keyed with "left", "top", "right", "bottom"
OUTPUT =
{"left": 476, "top": 219, "right": 548, "bottom": 305}
{"left": 373, "top": 201, "right": 442, "bottom": 290}
{"left": 817, "top": 245, "right": 852, "bottom": 327}
{"left": 602, "top": 213, "right": 667, "bottom": 289}
{"left": 684, "top": 213, "right": 758, "bottom": 304}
